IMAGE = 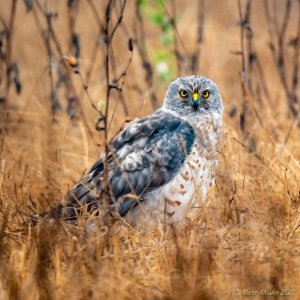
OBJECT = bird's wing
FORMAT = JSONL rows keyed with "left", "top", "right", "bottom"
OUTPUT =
{"left": 65, "top": 110, "right": 195, "bottom": 219}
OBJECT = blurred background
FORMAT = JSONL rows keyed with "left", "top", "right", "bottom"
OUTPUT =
{"left": 0, "top": 0, "right": 299, "bottom": 299}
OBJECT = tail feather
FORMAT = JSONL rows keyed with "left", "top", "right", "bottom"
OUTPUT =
{"left": 32, "top": 156, "right": 140, "bottom": 225}
{"left": 32, "top": 162, "right": 104, "bottom": 225}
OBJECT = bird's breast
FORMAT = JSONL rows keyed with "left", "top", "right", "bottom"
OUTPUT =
{"left": 124, "top": 112, "right": 222, "bottom": 227}
{"left": 156, "top": 113, "right": 222, "bottom": 223}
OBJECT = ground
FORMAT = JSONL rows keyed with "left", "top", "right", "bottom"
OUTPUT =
{"left": 0, "top": 0, "right": 299, "bottom": 299}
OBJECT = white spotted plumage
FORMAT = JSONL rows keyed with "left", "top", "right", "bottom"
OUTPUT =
{"left": 125, "top": 109, "right": 222, "bottom": 227}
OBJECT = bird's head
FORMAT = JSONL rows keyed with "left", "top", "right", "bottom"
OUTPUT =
{"left": 163, "top": 75, "right": 223, "bottom": 117}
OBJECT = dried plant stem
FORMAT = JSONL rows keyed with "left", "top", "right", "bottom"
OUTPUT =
{"left": 135, "top": 1, "right": 158, "bottom": 107}
{"left": 263, "top": 0, "right": 299, "bottom": 118}
{"left": 4, "top": 0, "right": 17, "bottom": 105}
{"left": 102, "top": 0, "right": 128, "bottom": 208}
{"left": 192, "top": 0, "right": 206, "bottom": 73}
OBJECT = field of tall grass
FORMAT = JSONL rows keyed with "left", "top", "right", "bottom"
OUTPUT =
{"left": 0, "top": 0, "right": 299, "bottom": 299}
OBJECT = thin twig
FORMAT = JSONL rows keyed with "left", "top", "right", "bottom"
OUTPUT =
{"left": 4, "top": 0, "right": 17, "bottom": 104}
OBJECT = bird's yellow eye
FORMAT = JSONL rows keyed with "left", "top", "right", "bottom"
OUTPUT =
{"left": 202, "top": 90, "right": 210, "bottom": 98}
{"left": 179, "top": 90, "right": 188, "bottom": 98}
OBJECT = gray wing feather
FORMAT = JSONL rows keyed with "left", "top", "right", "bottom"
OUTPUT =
{"left": 62, "top": 110, "right": 195, "bottom": 222}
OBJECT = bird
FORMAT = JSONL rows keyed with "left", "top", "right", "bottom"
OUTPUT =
{"left": 52, "top": 75, "right": 223, "bottom": 228}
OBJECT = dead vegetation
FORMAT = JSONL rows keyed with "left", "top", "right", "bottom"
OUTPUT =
{"left": 0, "top": 0, "right": 299, "bottom": 299}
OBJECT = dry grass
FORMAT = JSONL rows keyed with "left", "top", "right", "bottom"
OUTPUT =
{"left": 0, "top": 0, "right": 300, "bottom": 299}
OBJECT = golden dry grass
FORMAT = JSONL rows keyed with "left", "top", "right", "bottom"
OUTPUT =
{"left": 0, "top": 0, "right": 300, "bottom": 299}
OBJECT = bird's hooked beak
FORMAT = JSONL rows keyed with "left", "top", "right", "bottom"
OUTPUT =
{"left": 192, "top": 93, "right": 199, "bottom": 111}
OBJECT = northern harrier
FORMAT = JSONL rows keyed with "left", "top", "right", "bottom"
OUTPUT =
{"left": 53, "top": 75, "right": 223, "bottom": 227}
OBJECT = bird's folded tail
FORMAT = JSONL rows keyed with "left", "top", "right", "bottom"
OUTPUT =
{"left": 30, "top": 168, "right": 138, "bottom": 226}
{"left": 31, "top": 170, "right": 105, "bottom": 226}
